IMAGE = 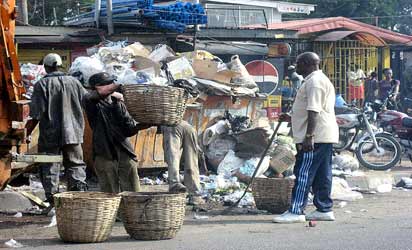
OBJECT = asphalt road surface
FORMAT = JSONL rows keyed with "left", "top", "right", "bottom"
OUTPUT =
{"left": 1, "top": 189, "right": 412, "bottom": 250}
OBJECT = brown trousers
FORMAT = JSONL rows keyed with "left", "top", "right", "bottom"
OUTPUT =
{"left": 162, "top": 121, "right": 201, "bottom": 195}
{"left": 94, "top": 147, "right": 140, "bottom": 193}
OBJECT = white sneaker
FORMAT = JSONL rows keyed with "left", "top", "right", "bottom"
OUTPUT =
{"left": 305, "top": 210, "right": 335, "bottom": 221}
{"left": 272, "top": 211, "right": 306, "bottom": 224}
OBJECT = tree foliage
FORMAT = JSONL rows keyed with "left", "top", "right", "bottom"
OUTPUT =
{"left": 285, "top": 0, "right": 412, "bottom": 35}
{"left": 26, "top": 0, "right": 94, "bottom": 25}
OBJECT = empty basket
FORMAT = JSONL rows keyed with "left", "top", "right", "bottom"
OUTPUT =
{"left": 120, "top": 192, "right": 186, "bottom": 240}
{"left": 251, "top": 178, "right": 295, "bottom": 214}
{"left": 54, "top": 192, "right": 121, "bottom": 243}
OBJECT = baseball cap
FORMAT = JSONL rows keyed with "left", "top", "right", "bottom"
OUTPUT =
{"left": 43, "top": 53, "right": 63, "bottom": 67}
{"left": 287, "top": 65, "right": 296, "bottom": 71}
{"left": 88, "top": 72, "right": 116, "bottom": 88}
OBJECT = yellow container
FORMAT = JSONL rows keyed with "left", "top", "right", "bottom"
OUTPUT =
{"left": 263, "top": 95, "right": 282, "bottom": 108}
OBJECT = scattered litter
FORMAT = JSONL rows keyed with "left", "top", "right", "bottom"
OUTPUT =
{"left": 141, "top": 177, "right": 155, "bottom": 185}
{"left": 337, "top": 201, "right": 348, "bottom": 208}
{"left": 344, "top": 210, "right": 353, "bottom": 214}
{"left": 193, "top": 214, "right": 209, "bottom": 220}
{"left": 396, "top": 177, "right": 412, "bottom": 189}
{"left": 44, "top": 215, "right": 57, "bottom": 228}
{"left": 13, "top": 212, "right": 22, "bottom": 218}
{"left": 360, "top": 209, "right": 368, "bottom": 213}
{"left": 308, "top": 221, "right": 317, "bottom": 227}
{"left": 376, "top": 183, "right": 392, "bottom": 193}
{"left": 4, "top": 239, "right": 23, "bottom": 248}
{"left": 332, "top": 155, "right": 359, "bottom": 171}
{"left": 331, "top": 177, "right": 363, "bottom": 201}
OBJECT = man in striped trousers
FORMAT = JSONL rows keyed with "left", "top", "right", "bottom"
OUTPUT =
{"left": 273, "top": 52, "right": 339, "bottom": 223}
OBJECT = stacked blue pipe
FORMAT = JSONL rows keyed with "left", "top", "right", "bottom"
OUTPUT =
{"left": 82, "top": 0, "right": 207, "bottom": 33}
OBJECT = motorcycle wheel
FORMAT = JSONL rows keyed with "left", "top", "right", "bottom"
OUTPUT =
{"left": 356, "top": 133, "right": 401, "bottom": 170}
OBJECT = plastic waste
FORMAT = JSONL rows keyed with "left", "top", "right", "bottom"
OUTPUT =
{"left": 69, "top": 56, "right": 105, "bottom": 87}
{"left": 13, "top": 212, "right": 22, "bottom": 218}
{"left": 193, "top": 213, "right": 209, "bottom": 220}
{"left": 4, "top": 239, "right": 23, "bottom": 248}
{"left": 44, "top": 215, "right": 57, "bottom": 228}
{"left": 149, "top": 44, "right": 175, "bottom": 63}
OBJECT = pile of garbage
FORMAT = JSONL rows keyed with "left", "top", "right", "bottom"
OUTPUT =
{"left": 19, "top": 63, "right": 46, "bottom": 99}
{"left": 197, "top": 110, "right": 297, "bottom": 207}
{"left": 64, "top": 0, "right": 207, "bottom": 33}
{"left": 68, "top": 40, "right": 260, "bottom": 98}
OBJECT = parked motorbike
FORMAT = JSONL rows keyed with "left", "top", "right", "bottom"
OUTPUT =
{"left": 334, "top": 103, "right": 401, "bottom": 170}
{"left": 372, "top": 93, "right": 412, "bottom": 161}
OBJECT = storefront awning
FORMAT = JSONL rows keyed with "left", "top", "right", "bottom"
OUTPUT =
{"left": 314, "top": 31, "right": 387, "bottom": 46}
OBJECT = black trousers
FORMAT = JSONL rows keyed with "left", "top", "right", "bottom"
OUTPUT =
{"left": 289, "top": 143, "right": 333, "bottom": 215}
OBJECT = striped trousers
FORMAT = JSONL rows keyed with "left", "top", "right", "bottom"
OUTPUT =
{"left": 289, "top": 143, "right": 334, "bottom": 215}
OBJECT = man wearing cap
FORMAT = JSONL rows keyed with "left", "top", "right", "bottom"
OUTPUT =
{"left": 26, "top": 53, "right": 88, "bottom": 207}
{"left": 82, "top": 72, "right": 150, "bottom": 193}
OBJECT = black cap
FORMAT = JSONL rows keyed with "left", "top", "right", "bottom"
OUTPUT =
{"left": 89, "top": 72, "right": 116, "bottom": 88}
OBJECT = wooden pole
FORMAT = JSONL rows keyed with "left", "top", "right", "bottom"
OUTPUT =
{"left": 106, "top": 0, "right": 114, "bottom": 35}
{"left": 21, "top": 0, "right": 29, "bottom": 25}
{"left": 94, "top": 0, "right": 101, "bottom": 29}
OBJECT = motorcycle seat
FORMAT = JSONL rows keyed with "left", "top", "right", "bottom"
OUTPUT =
{"left": 335, "top": 106, "right": 354, "bottom": 115}
{"left": 402, "top": 117, "right": 412, "bottom": 128}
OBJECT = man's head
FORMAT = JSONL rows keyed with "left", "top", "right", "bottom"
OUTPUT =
{"left": 296, "top": 52, "right": 320, "bottom": 77}
{"left": 383, "top": 68, "right": 393, "bottom": 80}
{"left": 88, "top": 72, "right": 116, "bottom": 89}
{"left": 43, "top": 53, "right": 63, "bottom": 73}
{"left": 370, "top": 72, "right": 377, "bottom": 78}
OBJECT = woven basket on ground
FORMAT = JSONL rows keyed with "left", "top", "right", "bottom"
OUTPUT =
{"left": 54, "top": 192, "right": 121, "bottom": 243}
{"left": 121, "top": 84, "right": 187, "bottom": 126}
{"left": 251, "top": 178, "right": 295, "bottom": 214}
{"left": 120, "top": 192, "right": 186, "bottom": 240}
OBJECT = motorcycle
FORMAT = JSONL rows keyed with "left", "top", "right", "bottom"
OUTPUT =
{"left": 372, "top": 93, "right": 412, "bottom": 161}
{"left": 334, "top": 103, "right": 401, "bottom": 170}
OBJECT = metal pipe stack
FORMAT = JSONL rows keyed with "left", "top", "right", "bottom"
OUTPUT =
{"left": 64, "top": 0, "right": 207, "bottom": 33}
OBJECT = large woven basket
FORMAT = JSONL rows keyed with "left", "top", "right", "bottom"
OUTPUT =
{"left": 121, "top": 84, "right": 187, "bottom": 126}
{"left": 120, "top": 192, "right": 186, "bottom": 240}
{"left": 54, "top": 192, "right": 121, "bottom": 243}
{"left": 251, "top": 178, "right": 295, "bottom": 214}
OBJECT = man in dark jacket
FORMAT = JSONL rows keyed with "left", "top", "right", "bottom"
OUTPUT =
{"left": 82, "top": 72, "right": 150, "bottom": 193}
{"left": 26, "top": 53, "right": 88, "bottom": 206}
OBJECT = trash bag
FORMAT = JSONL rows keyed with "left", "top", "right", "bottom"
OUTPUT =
{"left": 332, "top": 155, "right": 359, "bottom": 171}
{"left": 229, "top": 55, "right": 258, "bottom": 89}
{"left": 205, "top": 136, "right": 237, "bottom": 172}
{"left": 69, "top": 56, "right": 105, "bottom": 87}
{"left": 149, "top": 44, "right": 175, "bottom": 63}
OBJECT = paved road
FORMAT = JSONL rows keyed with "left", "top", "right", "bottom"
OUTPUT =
{"left": 1, "top": 189, "right": 412, "bottom": 250}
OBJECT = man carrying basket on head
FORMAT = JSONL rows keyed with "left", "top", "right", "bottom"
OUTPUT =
{"left": 83, "top": 72, "right": 151, "bottom": 193}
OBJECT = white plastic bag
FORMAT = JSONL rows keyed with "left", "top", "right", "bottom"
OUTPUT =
{"left": 149, "top": 44, "right": 175, "bottom": 62}
{"left": 217, "top": 150, "right": 244, "bottom": 177}
{"left": 69, "top": 56, "right": 105, "bottom": 87}
{"left": 229, "top": 55, "right": 257, "bottom": 89}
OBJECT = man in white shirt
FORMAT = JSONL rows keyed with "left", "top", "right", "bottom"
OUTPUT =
{"left": 273, "top": 52, "right": 339, "bottom": 223}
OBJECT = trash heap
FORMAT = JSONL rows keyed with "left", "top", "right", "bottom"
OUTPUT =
{"left": 199, "top": 111, "right": 297, "bottom": 208}
{"left": 19, "top": 63, "right": 46, "bottom": 99}
{"left": 69, "top": 40, "right": 261, "bottom": 98}
{"left": 64, "top": 0, "right": 207, "bottom": 33}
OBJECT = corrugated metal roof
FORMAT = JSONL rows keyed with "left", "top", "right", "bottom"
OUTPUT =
{"left": 15, "top": 26, "right": 101, "bottom": 44}
{"left": 247, "top": 17, "right": 412, "bottom": 45}
{"left": 315, "top": 30, "right": 387, "bottom": 46}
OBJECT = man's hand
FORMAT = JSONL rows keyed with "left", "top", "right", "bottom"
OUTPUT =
{"left": 95, "top": 83, "right": 121, "bottom": 98}
{"left": 111, "top": 91, "right": 124, "bottom": 102}
{"left": 26, "top": 135, "right": 32, "bottom": 145}
{"left": 302, "top": 136, "right": 314, "bottom": 152}
{"left": 279, "top": 113, "right": 291, "bottom": 123}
